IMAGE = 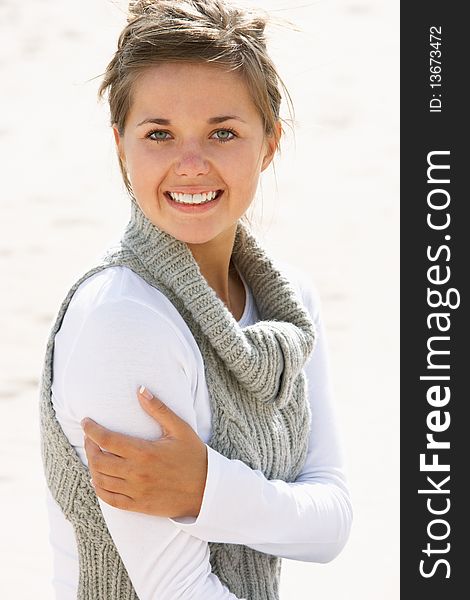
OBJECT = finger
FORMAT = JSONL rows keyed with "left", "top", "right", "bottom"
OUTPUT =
{"left": 81, "top": 418, "right": 144, "bottom": 457}
{"left": 93, "top": 486, "right": 135, "bottom": 512}
{"left": 85, "top": 436, "right": 128, "bottom": 477}
{"left": 137, "top": 385, "right": 188, "bottom": 436}
{"left": 91, "top": 471, "right": 128, "bottom": 496}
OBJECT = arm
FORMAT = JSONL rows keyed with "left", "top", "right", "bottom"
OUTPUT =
{"left": 60, "top": 297, "right": 243, "bottom": 600}
{"left": 168, "top": 276, "right": 353, "bottom": 563}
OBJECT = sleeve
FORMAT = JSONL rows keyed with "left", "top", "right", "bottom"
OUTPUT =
{"left": 61, "top": 298, "right": 244, "bottom": 600}
{"left": 168, "top": 275, "right": 353, "bottom": 563}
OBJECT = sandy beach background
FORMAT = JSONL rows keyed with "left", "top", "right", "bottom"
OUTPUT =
{"left": 0, "top": 0, "right": 399, "bottom": 597}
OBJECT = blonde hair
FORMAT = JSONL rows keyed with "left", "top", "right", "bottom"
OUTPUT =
{"left": 98, "top": 0, "right": 293, "bottom": 200}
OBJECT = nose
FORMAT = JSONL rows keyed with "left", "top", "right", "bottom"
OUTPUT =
{"left": 173, "top": 145, "right": 210, "bottom": 177}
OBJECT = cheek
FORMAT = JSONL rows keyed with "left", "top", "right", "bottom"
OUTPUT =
{"left": 236, "top": 151, "right": 264, "bottom": 196}
{"left": 127, "top": 146, "right": 167, "bottom": 187}
{"left": 239, "top": 138, "right": 266, "bottom": 170}
{"left": 125, "top": 140, "right": 265, "bottom": 196}
{"left": 216, "top": 143, "right": 264, "bottom": 185}
{"left": 127, "top": 143, "right": 152, "bottom": 169}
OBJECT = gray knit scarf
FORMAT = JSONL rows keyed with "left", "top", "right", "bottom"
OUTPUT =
{"left": 40, "top": 201, "right": 316, "bottom": 600}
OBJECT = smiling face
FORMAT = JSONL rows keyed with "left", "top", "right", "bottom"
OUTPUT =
{"left": 113, "top": 62, "right": 279, "bottom": 246}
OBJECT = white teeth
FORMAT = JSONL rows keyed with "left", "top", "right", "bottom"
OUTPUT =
{"left": 168, "top": 191, "right": 218, "bottom": 204}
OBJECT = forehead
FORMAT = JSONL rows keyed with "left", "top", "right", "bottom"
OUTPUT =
{"left": 128, "top": 62, "right": 260, "bottom": 123}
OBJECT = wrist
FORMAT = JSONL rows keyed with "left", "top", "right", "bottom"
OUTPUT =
{"left": 190, "top": 444, "right": 208, "bottom": 517}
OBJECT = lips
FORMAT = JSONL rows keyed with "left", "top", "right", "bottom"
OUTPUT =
{"left": 164, "top": 189, "right": 223, "bottom": 205}
{"left": 166, "top": 187, "right": 222, "bottom": 193}
{"left": 164, "top": 189, "right": 223, "bottom": 212}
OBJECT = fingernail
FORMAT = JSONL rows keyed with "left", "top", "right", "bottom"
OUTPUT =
{"left": 81, "top": 418, "right": 88, "bottom": 428}
{"left": 89, "top": 478, "right": 95, "bottom": 488}
{"left": 139, "top": 385, "right": 153, "bottom": 401}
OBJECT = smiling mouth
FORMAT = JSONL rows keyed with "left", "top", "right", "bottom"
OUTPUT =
{"left": 165, "top": 190, "right": 223, "bottom": 205}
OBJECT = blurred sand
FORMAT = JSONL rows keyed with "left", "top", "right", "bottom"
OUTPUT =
{"left": 0, "top": 0, "right": 399, "bottom": 598}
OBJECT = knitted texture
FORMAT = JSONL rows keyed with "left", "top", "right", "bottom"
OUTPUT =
{"left": 40, "top": 202, "right": 316, "bottom": 599}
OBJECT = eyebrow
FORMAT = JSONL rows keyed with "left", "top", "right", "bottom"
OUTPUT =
{"left": 136, "top": 115, "right": 246, "bottom": 127}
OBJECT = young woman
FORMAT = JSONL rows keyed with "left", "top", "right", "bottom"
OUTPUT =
{"left": 40, "top": 1, "right": 352, "bottom": 598}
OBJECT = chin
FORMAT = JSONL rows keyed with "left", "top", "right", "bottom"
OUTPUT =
{"left": 177, "top": 230, "right": 222, "bottom": 246}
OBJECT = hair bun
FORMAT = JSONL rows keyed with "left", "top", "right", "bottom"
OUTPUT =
{"left": 128, "top": 0, "right": 156, "bottom": 22}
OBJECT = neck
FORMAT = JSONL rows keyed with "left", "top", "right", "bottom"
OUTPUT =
{"left": 186, "top": 224, "right": 244, "bottom": 319}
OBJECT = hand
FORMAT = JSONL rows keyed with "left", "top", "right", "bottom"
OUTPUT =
{"left": 81, "top": 386, "right": 208, "bottom": 519}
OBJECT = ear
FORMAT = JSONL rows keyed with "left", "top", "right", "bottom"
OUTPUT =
{"left": 112, "top": 124, "right": 127, "bottom": 170}
{"left": 261, "top": 121, "right": 282, "bottom": 172}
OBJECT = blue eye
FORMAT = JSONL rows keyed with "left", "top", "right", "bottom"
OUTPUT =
{"left": 146, "top": 128, "right": 236, "bottom": 143}
{"left": 213, "top": 129, "right": 236, "bottom": 142}
{"left": 147, "top": 130, "right": 171, "bottom": 142}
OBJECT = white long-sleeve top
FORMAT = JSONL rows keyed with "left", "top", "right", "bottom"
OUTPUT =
{"left": 46, "top": 262, "right": 352, "bottom": 600}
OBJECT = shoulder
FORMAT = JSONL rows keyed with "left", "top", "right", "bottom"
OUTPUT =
{"left": 58, "top": 266, "right": 198, "bottom": 376}
{"left": 68, "top": 266, "right": 183, "bottom": 325}
{"left": 272, "top": 259, "right": 322, "bottom": 324}
{"left": 53, "top": 267, "right": 201, "bottom": 442}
